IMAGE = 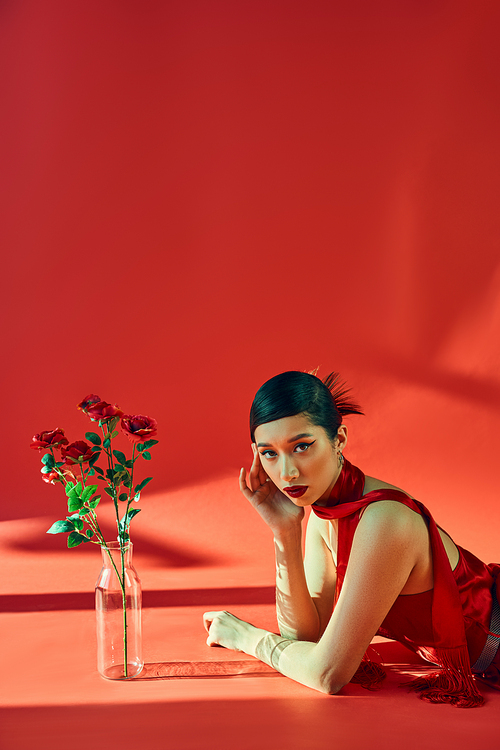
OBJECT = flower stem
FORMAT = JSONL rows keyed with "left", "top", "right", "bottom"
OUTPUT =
{"left": 128, "top": 444, "right": 136, "bottom": 502}
{"left": 100, "top": 422, "right": 128, "bottom": 676}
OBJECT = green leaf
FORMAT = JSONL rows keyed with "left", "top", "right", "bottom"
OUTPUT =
{"left": 134, "top": 492, "right": 141, "bottom": 503}
{"left": 72, "top": 482, "right": 83, "bottom": 497}
{"left": 65, "top": 481, "right": 75, "bottom": 496}
{"left": 113, "top": 450, "right": 127, "bottom": 465}
{"left": 85, "top": 432, "right": 101, "bottom": 446}
{"left": 104, "top": 486, "right": 114, "bottom": 497}
{"left": 143, "top": 439, "right": 159, "bottom": 450}
{"left": 125, "top": 459, "right": 134, "bottom": 468}
{"left": 56, "top": 461, "right": 64, "bottom": 467}
{"left": 94, "top": 466, "right": 104, "bottom": 476}
{"left": 119, "top": 508, "right": 141, "bottom": 534}
{"left": 67, "top": 491, "right": 84, "bottom": 513}
{"left": 81, "top": 485, "right": 98, "bottom": 503}
{"left": 136, "top": 443, "right": 144, "bottom": 452}
{"left": 105, "top": 469, "right": 114, "bottom": 480}
{"left": 142, "top": 451, "right": 151, "bottom": 461}
{"left": 134, "top": 477, "right": 153, "bottom": 493}
{"left": 89, "top": 451, "right": 101, "bottom": 466}
{"left": 42, "top": 453, "right": 55, "bottom": 467}
{"left": 67, "top": 531, "right": 87, "bottom": 548}
{"left": 91, "top": 445, "right": 101, "bottom": 453}
{"left": 87, "top": 468, "right": 95, "bottom": 476}
{"left": 119, "top": 492, "right": 128, "bottom": 502}
{"left": 41, "top": 465, "right": 54, "bottom": 474}
{"left": 66, "top": 513, "right": 83, "bottom": 531}
{"left": 47, "top": 519, "right": 74, "bottom": 534}
{"left": 86, "top": 529, "right": 94, "bottom": 539}
{"left": 122, "top": 478, "right": 132, "bottom": 488}
{"left": 88, "top": 495, "right": 101, "bottom": 509}
{"left": 103, "top": 437, "right": 110, "bottom": 449}
{"left": 110, "top": 430, "right": 119, "bottom": 439}
{"left": 105, "top": 417, "right": 120, "bottom": 434}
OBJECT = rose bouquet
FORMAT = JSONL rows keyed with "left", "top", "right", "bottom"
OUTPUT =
{"left": 30, "top": 395, "right": 158, "bottom": 678}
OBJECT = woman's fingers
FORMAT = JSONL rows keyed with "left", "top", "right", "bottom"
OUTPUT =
{"left": 203, "top": 611, "right": 216, "bottom": 633}
{"left": 249, "top": 444, "right": 270, "bottom": 492}
{"left": 258, "top": 462, "right": 268, "bottom": 487}
{"left": 239, "top": 467, "right": 253, "bottom": 500}
{"left": 203, "top": 610, "right": 227, "bottom": 646}
{"left": 239, "top": 467, "right": 270, "bottom": 508}
{"left": 248, "top": 445, "right": 261, "bottom": 490}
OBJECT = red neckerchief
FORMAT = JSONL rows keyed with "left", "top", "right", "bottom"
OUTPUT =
{"left": 311, "top": 458, "right": 484, "bottom": 708}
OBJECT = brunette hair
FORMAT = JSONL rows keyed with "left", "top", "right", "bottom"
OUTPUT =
{"left": 250, "top": 370, "right": 363, "bottom": 442}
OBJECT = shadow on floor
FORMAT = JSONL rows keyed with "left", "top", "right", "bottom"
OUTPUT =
{"left": 0, "top": 585, "right": 276, "bottom": 612}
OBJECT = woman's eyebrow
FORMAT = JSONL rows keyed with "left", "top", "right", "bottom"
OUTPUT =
{"left": 257, "top": 433, "right": 314, "bottom": 447}
{"left": 288, "top": 433, "right": 314, "bottom": 443}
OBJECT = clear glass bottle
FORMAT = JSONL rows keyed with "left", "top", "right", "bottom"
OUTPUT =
{"left": 95, "top": 541, "right": 143, "bottom": 679}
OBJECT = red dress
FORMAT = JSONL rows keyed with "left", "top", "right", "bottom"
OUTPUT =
{"left": 378, "top": 542, "right": 499, "bottom": 669}
{"left": 312, "top": 458, "right": 499, "bottom": 707}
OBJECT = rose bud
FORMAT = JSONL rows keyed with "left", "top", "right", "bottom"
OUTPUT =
{"left": 86, "top": 401, "right": 124, "bottom": 423}
{"left": 41, "top": 469, "right": 60, "bottom": 484}
{"left": 77, "top": 394, "right": 102, "bottom": 413}
{"left": 41, "top": 467, "right": 76, "bottom": 484}
{"left": 61, "top": 440, "right": 95, "bottom": 465}
{"left": 30, "top": 428, "right": 69, "bottom": 451}
{"left": 121, "top": 415, "right": 158, "bottom": 443}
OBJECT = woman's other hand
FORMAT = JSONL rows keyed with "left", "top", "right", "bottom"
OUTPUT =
{"left": 239, "top": 444, "right": 304, "bottom": 536}
{"left": 203, "top": 610, "right": 266, "bottom": 654}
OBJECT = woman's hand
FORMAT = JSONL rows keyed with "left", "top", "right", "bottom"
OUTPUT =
{"left": 203, "top": 610, "right": 265, "bottom": 654}
{"left": 239, "top": 444, "right": 304, "bottom": 536}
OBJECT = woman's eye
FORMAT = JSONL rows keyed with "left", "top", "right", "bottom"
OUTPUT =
{"left": 260, "top": 450, "right": 277, "bottom": 459}
{"left": 294, "top": 442, "right": 314, "bottom": 453}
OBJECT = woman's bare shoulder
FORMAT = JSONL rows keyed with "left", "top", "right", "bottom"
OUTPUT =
{"left": 363, "top": 474, "right": 415, "bottom": 500}
{"left": 359, "top": 476, "right": 422, "bottom": 529}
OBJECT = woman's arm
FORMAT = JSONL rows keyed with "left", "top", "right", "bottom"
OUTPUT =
{"left": 204, "top": 501, "right": 421, "bottom": 694}
{"left": 275, "top": 511, "right": 336, "bottom": 640}
{"left": 238, "top": 447, "right": 334, "bottom": 641}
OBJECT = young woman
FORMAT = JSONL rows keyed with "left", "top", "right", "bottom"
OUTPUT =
{"left": 203, "top": 371, "right": 500, "bottom": 707}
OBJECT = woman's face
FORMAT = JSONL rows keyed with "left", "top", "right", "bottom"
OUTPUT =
{"left": 254, "top": 413, "right": 346, "bottom": 507}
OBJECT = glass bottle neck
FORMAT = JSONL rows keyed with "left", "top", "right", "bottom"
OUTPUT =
{"left": 100, "top": 541, "right": 133, "bottom": 568}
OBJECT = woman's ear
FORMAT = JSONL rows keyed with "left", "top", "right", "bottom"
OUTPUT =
{"left": 336, "top": 425, "right": 348, "bottom": 452}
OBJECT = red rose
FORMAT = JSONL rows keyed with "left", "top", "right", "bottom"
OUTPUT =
{"left": 77, "top": 394, "right": 102, "bottom": 413}
{"left": 42, "top": 467, "right": 76, "bottom": 485}
{"left": 86, "top": 401, "right": 124, "bottom": 423}
{"left": 121, "top": 415, "right": 158, "bottom": 443}
{"left": 30, "top": 428, "right": 69, "bottom": 451}
{"left": 42, "top": 469, "right": 60, "bottom": 484}
{"left": 61, "top": 440, "right": 94, "bottom": 465}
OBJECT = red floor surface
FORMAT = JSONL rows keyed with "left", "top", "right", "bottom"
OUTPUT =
{"left": 2, "top": 474, "right": 499, "bottom": 750}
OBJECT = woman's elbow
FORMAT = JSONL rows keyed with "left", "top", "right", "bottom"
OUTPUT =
{"left": 318, "top": 667, "right": 348, "bottom": 695}
{"left": 320, "top": 677, "right": 346, "bottom": 696}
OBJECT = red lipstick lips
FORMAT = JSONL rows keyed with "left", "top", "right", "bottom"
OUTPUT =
{"left": 284, "top": 486, "right": 307, "bottom": 499}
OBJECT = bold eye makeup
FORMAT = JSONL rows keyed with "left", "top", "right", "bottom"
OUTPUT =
{"left": 259, "top": 440, "right": 316, "bottom": 459}
{"left": 294, "top": 441, "right": 316, "bottom": 452}
{"left": 260, "top": 449, "right": 277, "bottom": 458}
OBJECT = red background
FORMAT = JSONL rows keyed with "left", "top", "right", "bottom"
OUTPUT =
{"left": 2, "top": 3, "right": 500, "bottom": 747}
{"left": 2, "top": 0, "right": 500, "bottom": 560}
